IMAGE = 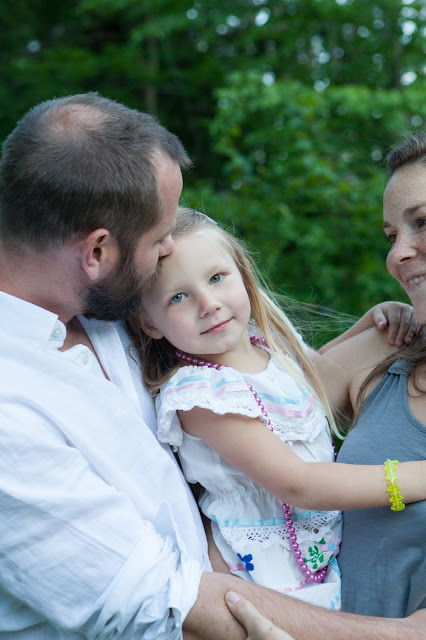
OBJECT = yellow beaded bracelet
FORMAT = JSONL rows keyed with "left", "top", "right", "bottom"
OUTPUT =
{"left": 384, "top": 459, "right": 406, "bottom": 511}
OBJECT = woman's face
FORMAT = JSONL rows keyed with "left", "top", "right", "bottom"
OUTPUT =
{"left": 384, "top": 162, "right": 426, "bottom": 323}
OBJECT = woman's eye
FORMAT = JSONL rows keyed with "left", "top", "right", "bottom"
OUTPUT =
{"left": 210, "top": 273, "right": 224, "bottom": 284}
{"left": 417, "top": 218, "right": 426, "bottom": 229}
{"left": 170, "top": 293, "right": 186, "bottom": 304}
{"left": 386, "top": 234, "right": 396, "bottom": 245}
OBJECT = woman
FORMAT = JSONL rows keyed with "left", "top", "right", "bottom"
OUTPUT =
{"left": 226, "top": 131, "right": 426, "bottom": 633}
{"left": 336, "top": 131, "right": 426, "bottom": 617}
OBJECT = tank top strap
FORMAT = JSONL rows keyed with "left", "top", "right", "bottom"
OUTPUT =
{"left": 387, "top": 359, "right": 413, "bottom": 378}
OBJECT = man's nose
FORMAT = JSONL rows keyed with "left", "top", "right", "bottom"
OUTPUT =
{"left": 158, "top": 235, "right": 174, "bottom": 258}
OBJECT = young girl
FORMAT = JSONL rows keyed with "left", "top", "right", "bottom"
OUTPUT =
{"left": 129, "top": 207, "right": 426, "bottom": 610}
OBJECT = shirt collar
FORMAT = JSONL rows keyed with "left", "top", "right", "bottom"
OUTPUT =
{"left": 0, "top": 291, "right": 66, "bottom": 350}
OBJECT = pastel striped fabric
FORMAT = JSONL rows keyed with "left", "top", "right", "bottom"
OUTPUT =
{"left": 155, "top": 353, "right": 342, "bottom": 609}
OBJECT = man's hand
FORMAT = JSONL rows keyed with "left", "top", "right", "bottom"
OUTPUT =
{"left": 225, "top": 592, "right": 296, "bottom": 640}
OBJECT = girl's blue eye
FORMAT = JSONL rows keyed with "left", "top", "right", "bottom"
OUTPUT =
{"left": 170, "top": 293, "right": 186, "bottom": 304}
{"left": 210, "top": 273, "right": 224, "bottom": 284}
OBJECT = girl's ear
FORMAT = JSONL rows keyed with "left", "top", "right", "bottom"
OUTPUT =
{"left": 137, "top": 314, "right": 164, "bottom": 340}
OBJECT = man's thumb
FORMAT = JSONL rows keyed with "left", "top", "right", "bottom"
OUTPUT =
{"left": 225, "top": 591, "right": 294, "bottom": 639}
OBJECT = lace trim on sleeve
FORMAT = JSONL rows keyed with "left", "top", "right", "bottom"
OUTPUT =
{"left": 156, "top": 365, "right": 269, "bottom": 449}
{"left": 268, "top": 401, "right": 329, "bottom": 443}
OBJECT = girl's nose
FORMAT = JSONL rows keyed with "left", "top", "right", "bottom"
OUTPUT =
{"left": 198, "top": 292, "right": 221, "bottom": 316}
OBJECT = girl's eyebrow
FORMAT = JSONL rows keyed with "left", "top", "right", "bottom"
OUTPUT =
{"left": 159, "top": 284, "right": 182, "bottom": 298}
{"left": 159, "top": 277, "right": 191, "bottom": 297}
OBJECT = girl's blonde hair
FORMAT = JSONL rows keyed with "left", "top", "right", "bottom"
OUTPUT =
{"left": 127, "top": 207, "right": 339, "bottom": 436}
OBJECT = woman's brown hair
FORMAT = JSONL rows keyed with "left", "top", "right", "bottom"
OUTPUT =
{"left": 354, "top": 131, "right": 426, "bottom": 420}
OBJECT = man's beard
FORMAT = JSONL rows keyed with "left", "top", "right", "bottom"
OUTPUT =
{"left": 83, "top": 257, "right": 159, "bottom": 322}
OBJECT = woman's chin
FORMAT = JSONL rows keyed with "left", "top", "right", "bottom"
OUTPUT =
{"left": 412, "top": 310, "right": 426, "bottom": 325}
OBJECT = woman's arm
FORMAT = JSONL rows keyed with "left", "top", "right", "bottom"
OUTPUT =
{"left": 183, "top": 572, "right": 425, "bottom": 640}
{"left": 222, "top": 588, "right": 426, "bottom": 640}
{"left": 319, "top": 300, "right": 419, "bottom": 353}
{"left": 310, "top": 325, "right": 396, "bottom": 417}
{"left": 224, "top": 592, "right": 296, "bottom": 640}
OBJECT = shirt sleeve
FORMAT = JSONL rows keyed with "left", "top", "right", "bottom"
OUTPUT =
{"left": 0, "top": 405, "right": 203, "bottom": 639}
{"left": 156, "top": 365, "right": 269, "bottom": 449}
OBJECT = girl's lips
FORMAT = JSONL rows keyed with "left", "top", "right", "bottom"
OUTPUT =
{"left": 201, "top": 319, "right": 231, "bottom": 334}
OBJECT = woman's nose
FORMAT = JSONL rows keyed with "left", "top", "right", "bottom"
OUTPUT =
{"left": 389, "top": 232, "right": 418, "bottom": 264}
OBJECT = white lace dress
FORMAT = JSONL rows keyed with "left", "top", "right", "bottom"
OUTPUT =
{"left": 156, "top": 352, "right": 342, "bottom": 609}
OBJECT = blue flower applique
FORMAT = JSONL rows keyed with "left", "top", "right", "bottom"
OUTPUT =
{"left": 237, "top": 553, "right": 254, "bottom": 572}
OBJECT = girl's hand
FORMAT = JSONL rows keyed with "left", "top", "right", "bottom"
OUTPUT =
{"left": 371, "top": 301, "right": 421, "bottom": 348}
{"left": 225, "top": 592, "right": 295, "bottom": 640}
{"left": 319, "top": 301, "right": 421, "bottom": 354}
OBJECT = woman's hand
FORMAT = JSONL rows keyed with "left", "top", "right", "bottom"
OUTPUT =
{"left": 225, "top": 592, "right": 296, "bottom": 640}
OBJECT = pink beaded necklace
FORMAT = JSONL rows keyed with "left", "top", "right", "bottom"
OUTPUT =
{"left": 175, "top": 334, "right": 335, "bottom": 584}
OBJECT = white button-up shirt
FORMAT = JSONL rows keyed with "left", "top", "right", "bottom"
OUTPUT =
{"left": 0, "top": 292, "right": 210, "bottom": 639}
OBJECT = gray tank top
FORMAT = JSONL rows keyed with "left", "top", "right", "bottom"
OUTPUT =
{"left": 338, "top": 360, "right": 426, "bottom": 618}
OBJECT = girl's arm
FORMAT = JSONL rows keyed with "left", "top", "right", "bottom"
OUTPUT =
{"left": 178, "top": 329, "right": 426, "bottom": 512}
{"left": 178, "top": 404, "right": 426, "bottom": 511}
{"left": 319, "top": 300, "right": 419, "bottom": 353}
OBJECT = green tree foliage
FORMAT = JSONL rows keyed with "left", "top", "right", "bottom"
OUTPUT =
{"left": 184, "top": 72, "right": 426, "bottom": 314}
{"left": 0, "top": 0, "right": 425, "bottom": 318}
{"left": 1, "top": 0, "right": 424, "bottom": 174}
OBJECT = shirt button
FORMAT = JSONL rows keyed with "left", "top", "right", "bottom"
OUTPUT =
{"left": 52, "top": 327, "right": 61, "bottom": 337}
{"left": 82, "top": 354, "right": 90, "bottom": 365}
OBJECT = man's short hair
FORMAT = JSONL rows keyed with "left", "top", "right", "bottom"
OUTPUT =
{"left": 0, "top": 93, "right": 191, "bottom": 254}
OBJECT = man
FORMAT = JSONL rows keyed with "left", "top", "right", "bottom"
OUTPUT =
{"left": 0, "top": 94, "right": 423, "bottom": 640}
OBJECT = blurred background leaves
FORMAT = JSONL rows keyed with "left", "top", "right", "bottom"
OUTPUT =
{"left": 1, "top": 0, "right": 425, "bottom": 331}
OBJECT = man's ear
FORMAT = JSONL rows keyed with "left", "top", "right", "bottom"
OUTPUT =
{"left": 79, "top": 229, "right": 119, "bottom": 281}
{"left": 137, "top": 314, "right": 164, "bottom": 340}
